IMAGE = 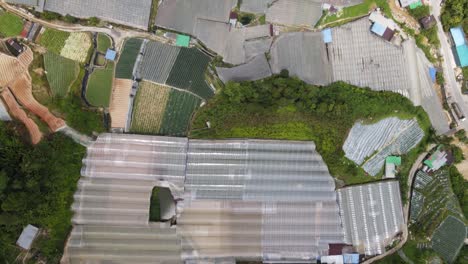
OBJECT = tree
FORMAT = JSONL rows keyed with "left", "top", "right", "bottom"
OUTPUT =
{"left": 88, "top": 17, "right": 100, "bottom": 26}
{"left": 64, "top": 14, "right": 78, "bottom": 23}
{"left": 408, "top": 5, "right": 430, "bottom": 20}
{"left": 41, "top": 11, "right": 61, "bottom": 21}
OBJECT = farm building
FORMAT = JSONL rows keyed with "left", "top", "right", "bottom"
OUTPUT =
{"left": 216, "top": 54, "right": 272, "bottom": 83}
{"left": 385, "top": 156, "right": 401, "bottom": 178}
{"left": 16, "top": 224, "right": 39, "bottom": 250}
{"left": 7, "top": 0, "right": 152, "bottom": 29}
{"left": 423, "top": 145, "right": 453, "bottom": 172}
{"left": 6, "top": 39, "right": 24, "bottom": 57}
{"left": 419, "top": 15, "right": 436, "bottom": 29}
{"left": 399, "top": 0, "right": 420, "bottom": 8}
{"left": 450, "top": 27, "right": 468, "bottom": 67}
{"left": 105, "top": 49, "right": 116, "bottom": 61}
{"left": 343, "top": 117, "right": 424, "bottom": 176}
{"left": 270, "top": 32, "right": 332, "bottom": 85}
{"left": 337, "top": 181, "right": 405, "bottom": 255}
{"left": 63, "top": 134, "right": 346, "bottom": 263}
{"left": 369, "top": 12, "right": 397, "bottom": 41}
{"left": 328, "top": 17, "right": 449, "bottom": 134}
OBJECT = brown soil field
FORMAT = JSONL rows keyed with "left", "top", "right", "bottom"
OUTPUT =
{"left": 109, "top": 78, "right": 132, "bottom": 129}
{"left": 1, "top": 88, "right": 42, "bottom": 144}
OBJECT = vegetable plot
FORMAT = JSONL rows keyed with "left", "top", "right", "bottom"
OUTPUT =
{"left": 44, "top": 52, "right": 79, "bottom": 97}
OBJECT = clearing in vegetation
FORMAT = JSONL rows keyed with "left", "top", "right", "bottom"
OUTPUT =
{"left": 190, "top": 76, "right": 431, "bottom": 187}
{"left": 60, "top": 32, "right": 92, "bottom": 63}
{"left": 38, "top": 29, "right": 70, "bottom": 54}
{"left": 317, "top": 0, "right": 391, "bottom": 27}
{"left": 130, "top": 81, "right": 200, "bottom": 136}
{"left": 130, "top": 82, "right": 170, "bottom": 134}
{"left": 431, "top": 216, "right": 467, "bottom": 263}
{"left": 115, "top": 38, "right": 143, "bottom": 79}
{"left": 86, "top": 62, "right": 114, "bottom": 107}
{"left": 97, "top": 33, "right": 112, "bottom": 53}
{"left": 43, "top": 52, "right": 79, "bottom": 97}
{"left": 166, "top": 48, "right": 213, "bottom": 99}
{"left": 0, "top": 12, "right": 23, "bottom": 37}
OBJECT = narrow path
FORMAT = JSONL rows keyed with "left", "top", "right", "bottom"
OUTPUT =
{"left": 57, "top": 126, "right": 92, "bottom": 147}
{"left": 398, "top": 249, "right": 415, "bottom": 264}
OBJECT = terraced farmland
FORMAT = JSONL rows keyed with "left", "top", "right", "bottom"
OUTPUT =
{"left": 0, "top": 12, "right": 23, "bottom": 37}
{"left": 432, "top": 216, "right": 467, "bottom": 263}
{"left": 39, "top": 29, "right": 70, "bottom": 54}
{"left": 97, "top": 33, "right": 112, "bottom": 53}
{"left": 115, "top": 38, "right": 143, "bottom": 79}
{"left": 86, "top": 62, "right": 114, "bottom": 107}
{"left": 166, "top": 48, "right": 213, "bottom": 99}
{"left": 130, "top": 81, "right": 200, "bottom": 136}
{"left": 130, "top": 82, "right": 171, "bottom": 134}
{"left": 44, "top": 52, "right": 79, "bottom": 97}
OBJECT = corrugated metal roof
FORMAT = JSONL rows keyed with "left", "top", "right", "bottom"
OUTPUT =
{"left": 176, "top": 34, "right": 190, "bottom": 47}
{"left": 322, "top": 28, "right": 333, "bottom": 43}
{"left": 450, "top": 27, "right": 466, "bottom": 47}
{"left": 455, "top": 44, "right": 468, "bottom": 67}
{"left": 16, "top": 225, "right": 39, "bottom": 250}
{"left": 371, "top": 22, "right": 386, "bottom": 36}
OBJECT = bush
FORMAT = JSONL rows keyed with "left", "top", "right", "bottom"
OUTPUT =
{"left": 41, "top": 11, "right": 61, "bottom": 21}
{"left": 436, "top": 71, "right": 445, "bottom": 85}
{"left": 64, "top": 14, "right": 78, "bottom": 23}
{"left": 450, "top": 145, "right": 465, "bottom": 163}
{"left": 239, "top": 13, "right": 255, "bottom": 25}
{"left": 408, "top": 5, "right": 430, "bottom": 20}
{"left": 87, "top": 17, "right": 100, "bottom": 26}
{"left": 440, "top": 0, "right": 467, "bottom": 31}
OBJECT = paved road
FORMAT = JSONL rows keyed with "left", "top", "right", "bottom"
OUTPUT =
{"left": 431, "top": 0, "right": 468, "bottom": 130}
{"left": 0, "top": 1, "right": 169, "bottom": 51}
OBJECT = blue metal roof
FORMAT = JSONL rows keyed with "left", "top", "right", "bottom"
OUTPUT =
{"left": 429, "top": 67, "right": 436, "bottom": 83}
{"left": 450, "top": 27, "right": 466, "bottom": 47}
{"left": 343, "top": 253, "right": 360, "bottom": 264}
{"left": 371, "top": 22, "right": 386, "bottom": 36}
{"left": 322, "top": 28, "right": 332, "bottom": 43}
{"left": 105, "top": 49, "right": 117, "bottom": 61}
{"left": 456, "top": 44, "right": 468, "bottom": 67}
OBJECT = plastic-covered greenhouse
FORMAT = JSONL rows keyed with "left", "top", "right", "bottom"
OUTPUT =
{"left": 63, "top": 134, "right": 345, "bottom": 263}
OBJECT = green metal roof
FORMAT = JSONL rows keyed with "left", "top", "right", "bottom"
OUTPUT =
{"left": 455, "top": 44, "right": 468, "bottom": 67}
{"left": 176, "top": 34, "right": 190, "bottom": 47}
{"left": 409, "top": 0, "right": 422, "bottom": 9}
{"left": 386, "top": 156, "right": 401, "bottom": 165}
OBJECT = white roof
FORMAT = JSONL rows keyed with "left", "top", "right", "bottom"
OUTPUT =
{"left": 16, "top": 224, "right": 39, "bottom": 250}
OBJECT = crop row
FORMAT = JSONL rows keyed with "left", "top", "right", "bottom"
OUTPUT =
{"left": 44, "top": 51, "right": 79, "bottom": 97}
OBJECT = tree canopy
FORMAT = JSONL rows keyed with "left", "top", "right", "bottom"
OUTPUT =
{"left": 0, "top": 123, "right": 85, "bottom": 263}
{"left": 441, "top": 0, "right": 468, "bottom": 32}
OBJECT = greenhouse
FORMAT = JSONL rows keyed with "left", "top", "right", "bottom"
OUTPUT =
{"left": 64, "top": 134, "right": 346, "bottom": 263}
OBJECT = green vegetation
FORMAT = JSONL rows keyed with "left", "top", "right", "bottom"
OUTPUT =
{"left": 160, "top": 90, "right": 200, "bottom": 136}
{"left": 149, "top": 187, "right": 160, "bottom": 222}
{"left": 436, "top": 71, "right": 445, "bottom": 85}
{"left": 64, "top": 14, "right": 78, "bottom": 24}
{"left": 115, "top": 38, "right": 143, "bottom": 79}
{"left": 190, "top": 75, "right": 431, "bottom": 185}
{"left": 449, "top": 166, "right": 468, "bottom": 217}
{"left": 39, "top": 29, "right": 70, "bottom": 54}
{"left": 166, "top": 48, "right": 214, "bottom": 99}
{"left": 317, "top": 0, "right": 392, "bottom": 27}
{"left": 239, "top": 12, "right": 255, "bottom": 25}
{"left": 259, "top": 14, "right": 266, "bottom": 25}
{"left": 86, "top": 62, "right": 114, "bottom": 107}
{"left": 432, "top": 216, "right": 467, "bottom": 263}
{"left": 87, "top": 17, "right": 100, "bottom": 26}
{"left": 0, "top": 122, "right": 85, "bottom": 263}
{"left": 421, "top": 26, "right": 440, "bottom": 47}
{"left": 440, "top": 0, "right": 468, "bottom": 32}
{"left": 44, "top": 52, "right": 79, "bottom": 97}
{"left": 0, "top": 12, "right": 23, "bottom": 37}
{"left": 408, "top": 5, "right": 430, "bottom": 20}
{"left": 40, "top": 11, "right": 61, "bottom": 21}
{"left": 97, "top": 33, "right": 112, "bottom": 53}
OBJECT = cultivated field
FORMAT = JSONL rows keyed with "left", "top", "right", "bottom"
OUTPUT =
{"left": 431, "top": 216, "right": 467, "bottom": 263}
{"left": 166, "top": 48, "right": 213, "bottom": 99}
{"left": 130, "top": 81, "right": 200, "bottom": 136}
{"left": 109, "top": 78, "right": 132, "bottom": 129}
{"left": 0, "top": 12, "right": 23, "bottom": 37}
{"left": 60, "top": 32, "right": 92, "bottom": 63}
{"left": 86, "top": 62, "right": 114, "bottom": 107}
{"left": 44, "top": 51, "right": 79, "bottom": 97}
{"left": 39, "top": 29, "right": 70, "bottom": 54}
{"left": 130, "top": 82, "right": 170, "bottom": 134}
{"left": 159, "top": 89, "right": 201, "bottom": 136}
{"left": 115, "top": 38, "right": 143, "bottom": 79}
{"left": 97, "top": 33, "right": 112, "bottom": 53}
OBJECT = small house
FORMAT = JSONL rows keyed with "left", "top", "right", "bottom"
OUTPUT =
{"left": 105, "top": 49, "right": 117, "bottom": 61}
{"left": 6, "top": 39, "right": 24, "bottom": 57}
{"left": 385, "top": 156, "right": 401, "bottom": 178}
{"left": 175, "top": 34, "right": 190, "bottom": 47}
{"left": 419, "top": 15, "right": 436, "bottom": 29}
{"left": 423, "top": 146, "right": 453, "bottom": 172}
{"left": 16, "top": 225, "right": 39, "bottom": 250}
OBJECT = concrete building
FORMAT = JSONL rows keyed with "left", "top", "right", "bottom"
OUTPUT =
{"left": 16, "top": 225, "right": 39, "bottom": 250}
{"left": 450, "top": 27, "right": 468, "bottom": 67}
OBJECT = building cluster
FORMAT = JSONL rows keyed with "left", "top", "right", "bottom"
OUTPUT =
{"left": 422, "top": 145, "right": 454, "bottom": 172}
{"left": 62, "top": 134, "right": 405, "bottom": 263}
{"left": 20, "top": 20, "right": 42, "bottom": 42}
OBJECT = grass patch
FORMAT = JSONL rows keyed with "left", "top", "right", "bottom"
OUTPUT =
{"left": 97, "top": 33, "right": 111, "bottom": 53}
{"left": 0, "top": 12, "right": 23, "bottom": 37}
{"left": 149, "top": 187, "right": 160, "bottom": 222}
{"left": 86, "top": 62, "right": 114, "bottom": 107}
{"left": 318, "top": 0, "right": 392, "bottom": 27}
{"left": 39, "top": 29, "right": 70, "bottom": 54}
{"left": 190, "top": 76, "right": 431, "bottom": 186}
{"left": 44, "top": 52, "right": 79, "bottom": 97}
